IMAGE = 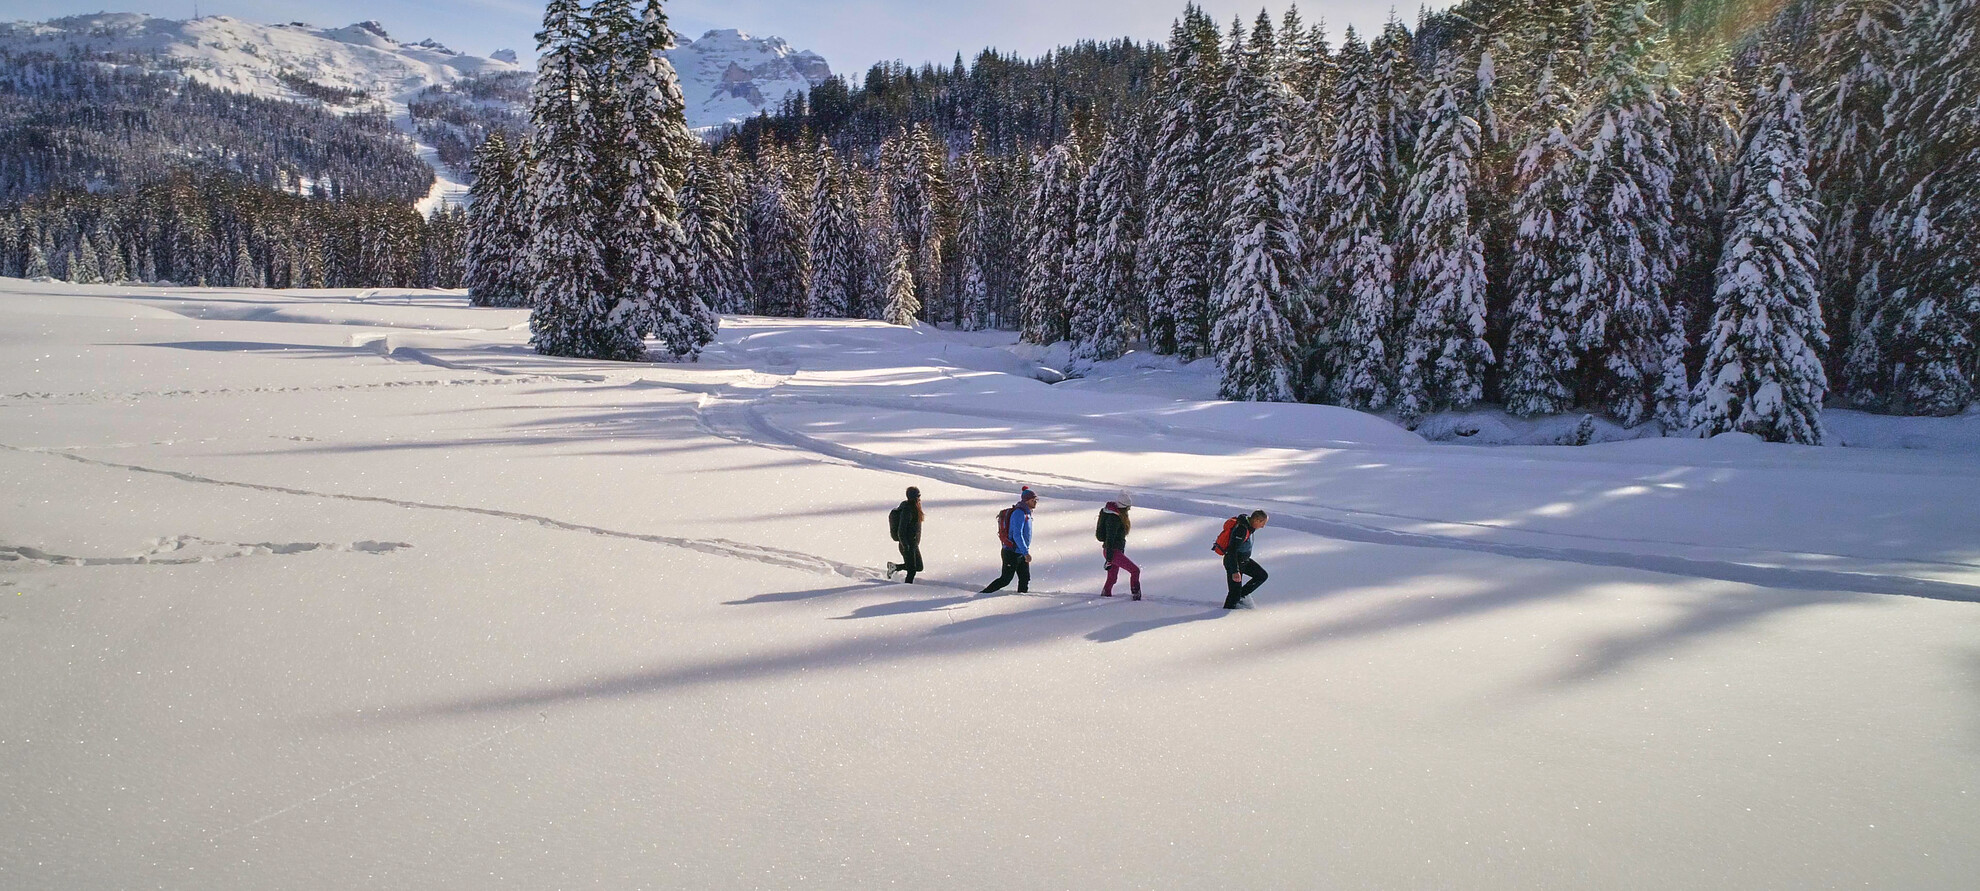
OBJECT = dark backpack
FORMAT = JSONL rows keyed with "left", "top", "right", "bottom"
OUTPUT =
{"left": 1095, "top": 509, "right": 1108, "bottom": 542}
{"left": 996, "top": 506, "right": 1017, "bottom": 548}
{"left": 1212, "top": 516, "right": 1242, "bottom": 556}
{"left": 888, "top": 506, "right": 903, "bottom": 542}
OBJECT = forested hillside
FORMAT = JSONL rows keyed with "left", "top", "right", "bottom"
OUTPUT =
{"left": 488, "top": 0, "right": 1970, "bottom": 433}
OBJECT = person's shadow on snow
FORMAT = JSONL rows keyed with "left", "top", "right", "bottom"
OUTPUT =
{"left": 1086, "top": 608, "right": 1230, "bottom": 643}
{"left": 832, "top": 592, "right": 977, "bottom": 619}
{"left": 726, "top": 581, "right": 890, "bottom": 605}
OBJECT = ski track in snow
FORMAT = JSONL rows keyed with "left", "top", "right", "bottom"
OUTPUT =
{"left": 0, "top": 442, "right": 1121, "bottom": 604}
{"left": 1, "top": 536, "right": 410, "bottom": 567}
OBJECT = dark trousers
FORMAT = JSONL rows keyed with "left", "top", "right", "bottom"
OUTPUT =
{"left": 1224, "top": 558, "right": 1266, "bottom": 608}
{"left": 896, "top": 541, "right": 924, "bottom": 583}
{"left": 981, "top": 548, "right": 1029, "bottom": 593}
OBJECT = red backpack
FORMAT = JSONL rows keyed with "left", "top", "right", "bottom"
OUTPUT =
{"left": 996, "top": 506, "right": 1017, "bottom": 548}
{"left": 1211, "top": 516, "right": 1242, "bottom": 556}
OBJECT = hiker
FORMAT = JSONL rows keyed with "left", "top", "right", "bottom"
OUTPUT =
{"left": 1096, "top": 491, "right": 1141, "bottom": 600}
{"left": 1217, "top": 510, "right": 1270, "bottom": 609}
{"left": 980, "top": 486, "right": 1038, "bottom": 594}
{"left": 886, "top": 486, "right": 925, "bottom": 584}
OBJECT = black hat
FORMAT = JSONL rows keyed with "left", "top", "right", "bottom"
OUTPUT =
{"left": 906, "top": 486, "right": 921, "bottom": 500}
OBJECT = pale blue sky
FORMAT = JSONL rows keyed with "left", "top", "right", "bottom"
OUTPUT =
{"left": 2, "top": 1, "right": 1414, "bottom": 75}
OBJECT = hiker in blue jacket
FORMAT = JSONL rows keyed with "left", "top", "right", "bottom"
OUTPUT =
{"left": 980, "top": 486, "right": 1037, "bottom": 594}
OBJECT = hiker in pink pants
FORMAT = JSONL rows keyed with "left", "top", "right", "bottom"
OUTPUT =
{"left": 1095, "top": 490, "right": 1142, "bottom": 600}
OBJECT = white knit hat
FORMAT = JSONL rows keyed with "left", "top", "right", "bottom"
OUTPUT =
{"left": 1116, "top": 490, "right": 1133, "bottom": 508}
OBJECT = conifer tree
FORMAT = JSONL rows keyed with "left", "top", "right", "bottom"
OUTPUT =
{"left": 806, "top": 140, "right": 861, "bottom": 318}
{"left": 883, "top": 243, "right": 920, "bottom": 326}
{"left": 465, "top": 131, "right": 530, "bottom": 307}
{"left": 745, "top": 146, "right": 809, "bottom": 317}
{"left": 1068, "top": 121, "right": 1147, "bottom": 367}
{"left": 1315, "top": 29, "right": 1400, "bottom": 410}
{"left": 230, "top": 239, "right": 257, "bottom": 288}
{"left": 525, "top": 0, "right": 617, "bottom": 358}
{"left": 1569, "top": 1, "right": 1686, "bottom": 427}
{"left": 1211, "top": 12, "right": 1303, "bottom": 402}
{"left": 1808, "top": 0, "right": 1903, "bottom": 381}
{"left": 953, "top": 133, "right": 992, "bottom": 331}
{"left": 1018, "top": 142, "right": 1084, "bottom": 344}
{"left": 73, "top": 234, "right": 103, "bottom": 284}
{"left": 1843, "top": 0, "right": 1980, "bottom": 414}
{"left": 1142, "top": 8, "right": 1222, "bottom": 359}
{"left": 1394, "top": 56, "right": 1493, "bottom": 422}
{"left": 1502, "top": 55, "right": 1586, "bottom": 417}
{"left": 597, "top": 0, "right": 714, "bottom": 359}
{"left": 1691, "top": 65, "right": 1828, "bottom": 443}
{"left": 682, "top": 146, "right": 748, "bottom": 314}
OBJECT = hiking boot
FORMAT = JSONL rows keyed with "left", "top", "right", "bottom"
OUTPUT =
{"left": 886, "top": 562, "right": 899, "bottom": 579}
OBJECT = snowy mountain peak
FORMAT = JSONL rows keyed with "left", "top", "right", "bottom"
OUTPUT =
{"left": 665, "top": 28, "right": 833, "bottom": 129}
{"left": 0, "top": 13, "right": 518, "bottom": 105}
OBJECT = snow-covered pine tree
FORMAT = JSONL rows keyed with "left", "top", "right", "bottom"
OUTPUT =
{"left": 883, "top": 242, "right": 919, "bottom": 326}
{"left": 1808, "top": 0, "right": 1903, "bottom": 384}
{"left": 1018, "top": 142, "right": 1084, "bottom": 344}
{"left": 73, "top": 234, "right": 103, "bottom": 284}
{"left": 1668, "top": 71, "right": 1742, "bottom": 363}
{"left": 1502, "top": 53, "right": 1587, "bottom": 417}
{"left": 1211, "top": 11, "right": 1303, "bottom": 403}
{"left": 1142, "top": 7, "right": 1222, "bottom": 359}
{"left": 1068, "top": 120, "right": 1147, "bottom": 367}
{"left": 805, "top": 141, "right": 860, "bottom": 318}
{"left": 1394, "top": 55, "right": 1492, "bottom": 423}
{"left": 909, "top": 125, "right": 950, "bottom": 322}
{"left": 465, "top": 131, "right": 530, "bottom": 307}
{"left": 524, "top": 0, "right": 618, "bottom": 359}
{"left": 1691, "top": 64, "right": 1829, "bottom": 444}
{"left": 1569, "top": 1, "right": 1686, "bottom": 428}
{"left": 1371, "top": 15, "right": 1420, "bottom": 180}
{"left": 681, "top": 145, "right": 748, "bottom": 314}
{"left": 1843, "top": 0, "right": 1980, "bottom": 415}
{"left": 745, "top": 145, "right": 809, "bottom": 317}
{"left": 1315, "top": 29, "right": 1401, "bottom": 410}
{"left": 593, "top": 0, "right": 713, "bottom": 359}
{"left": 95, "top": 225, "right": 126, "bottom": 284}
{"left": 230, "top": 238, "right": 257, "bottom": 288}
{"left": 953, "top": 133, "right": 992, "bottom": 331}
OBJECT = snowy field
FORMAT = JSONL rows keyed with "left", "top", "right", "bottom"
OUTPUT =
{"left": 2, "top": 277, "right": 1977, "bottom": 889}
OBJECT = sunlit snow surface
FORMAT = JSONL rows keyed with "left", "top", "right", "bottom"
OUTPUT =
{"left": 2, "top": 279, "right": 1976, "bottom": 888}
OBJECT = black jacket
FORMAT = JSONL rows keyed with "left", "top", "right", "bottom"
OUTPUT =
{"left": 1097, "top": 505, "right": 1128, "bottom": 554}
{"left": 1222, "top": 518, "right": 1255, "bottom": 571}
{"left": 895, "top": 500, "right": 923, "bottom": 545}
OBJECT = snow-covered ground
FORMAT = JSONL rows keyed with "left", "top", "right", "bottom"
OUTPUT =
{"left": 2, "top": 278, "right": 1976, "bottom": 888}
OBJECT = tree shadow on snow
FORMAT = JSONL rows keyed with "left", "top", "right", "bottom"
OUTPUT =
{"left": 725, "top": 581, "right": 889, "bottom": 605}
{"left": 1086, "top": 608, "right": 1232, "bottom": 643}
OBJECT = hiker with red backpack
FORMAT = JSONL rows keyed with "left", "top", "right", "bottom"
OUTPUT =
{"left": 979, "top": 486, "right": 1038, "bottom": 594}
{"left": 886, "top": 486, "right": 924, "bottom": 584}
{"left": 1215, "top": 510, "right": 1270, "bottom": 609}
{"left": 1096, "top": 491, "right": 1141, "bottom": 600}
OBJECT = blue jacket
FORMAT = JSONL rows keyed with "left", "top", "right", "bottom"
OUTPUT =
{"left": 1007, "top": 505, "right": 1034, "bottom": 555}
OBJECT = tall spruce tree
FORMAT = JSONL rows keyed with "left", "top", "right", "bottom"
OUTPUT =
{"left": 1316, "top": 29, "right": 1401, "bottom": 410}
{"left": 465, "top": 131, "right": 531, "bottom": 307}
{"left": 1569, "top": 1, "right": 1686, "bottom": 427}
{"left": 1502, "top": 54, "right": 1587, "bottom": 417}
{"left": 1142, "top": 7, "right": 1222, "bottom": 359}
{"left": 1843, "top": 0, "right": 1980, "bottom": 415}
{"left": 1394, "top": 55, "right": 1493, "bottom": 422}
{"left": 1211, "top": 12, "right": 1303, "bottom": 402}
{"left": 883, "top": 242, "right": 920, "bottom": 326}
{"left": 525, "top": 0, "right": 619, "bottom": 358}
{"left": 597, "top": 0, "right": 715, "bottom": 359}
{"left": 681, "top": 146, "right": 748, "bottom": 314}
{"left": 806, "top": 140, "right": 861, "bottom": 318}
{"left": 1691, "top": 65, "right": 1829, "bottom": 443}
{"left": 745, "top": 146, "right": 809, "bottom": 317}
{"left": 1068, "top": 121, "right": 1147, "bottom": 367}
{"left": 1018, "top": 142, "right": 1084, "bottom": 344}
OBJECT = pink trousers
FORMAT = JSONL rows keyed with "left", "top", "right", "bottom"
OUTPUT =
{"left": 1103, "top": 551, "right": 1141, "bottom": 597}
